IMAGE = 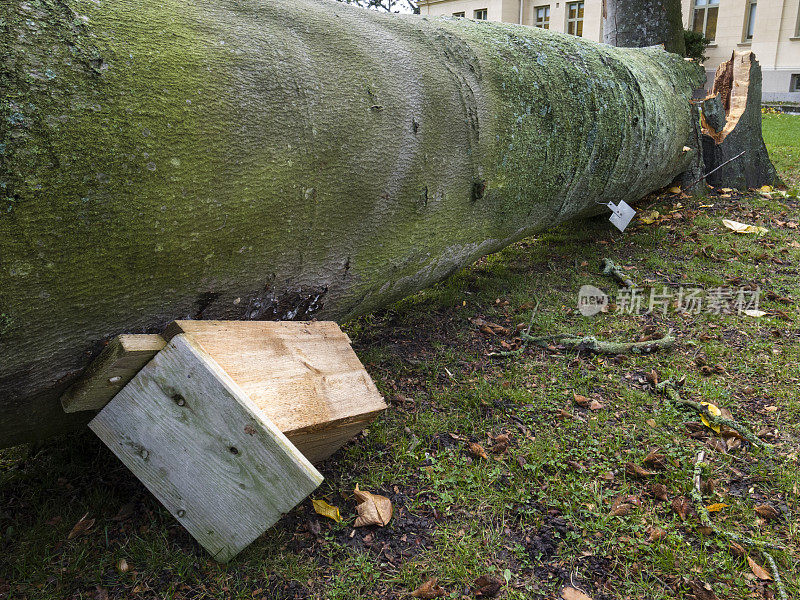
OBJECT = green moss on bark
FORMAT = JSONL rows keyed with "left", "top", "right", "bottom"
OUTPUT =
{"left": 1, "top": 0, "right": 704, "bottom": 445}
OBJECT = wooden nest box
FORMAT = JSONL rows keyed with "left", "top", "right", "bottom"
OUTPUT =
{"left": 61, "top": 321, "right": 387, "bottom": 562}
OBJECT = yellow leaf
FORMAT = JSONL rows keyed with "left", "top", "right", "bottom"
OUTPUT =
{"left": 700, "top": 402, "right": 722, "bottom": 433}
{"left": 668, "top": 186, "right": 682, "bottom": 194}
{"left": 720, "top": 188, "right": 733, "bottom": 193}
{"left": 706, "top": 503, "right": 729, "bottom": 512}
{"left": 640, "top": 210, "right": 660, "bottom": 225}
{"left": 722, "top": 219, "right": 768, "bottom": 235}
{"left": 759, "top": 185, "right": 773, "bottom": 193}
{"left": 312, "top": 499, "right": 342, "bottom": 522}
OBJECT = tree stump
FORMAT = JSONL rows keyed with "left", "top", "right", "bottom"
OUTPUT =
{"left": 700, "top": 51, "right": 780, "bottom": 189}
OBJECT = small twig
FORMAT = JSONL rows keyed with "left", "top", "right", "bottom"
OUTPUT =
{"left": 685, "top": 150, "right": 747, "bottom": 190}
{"left": 600, "top": 258, "right": 634, "bottom": 288}
{"left": 657, "top": 381, "right": 769, "bottom": 450}
{"left": 691, "top": 452, "right": 784, "bottom": 551}
{"left": 763, "top": 553, "right": 788, "bottom": 600}
{"left": 524, "top": 332, "right": 675, "bottom": 355}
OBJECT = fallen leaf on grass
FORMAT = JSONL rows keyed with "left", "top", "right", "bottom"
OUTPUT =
{"left": 312, "top": 499, "right": 342, "bottom": 523}
{"left": 729, "top": 541, "right": 746, "bottom": 557}
{"left": 722, "top": 219, "right": 768, "bottom": 235}
{"left": 67, "top": 512, "right": 95, "bottom": 540}
{"left": 353, "top": 485, "right": 392, "bottom": 527}
{"left": 588, "top": 399, "right": 604, "bottom": 411}
{"left": 700, "top": 402, "right": 722, "bottom": 433}
{"left": 706, "top": 503, "right": 729, "bottom": 513}
{"left": 647, "top": 526, "right": 667, "bottom": 542}
{"left": 640, "top": 210, "right": 661, "bottom": 225}
{"left": 491, "top": 434, "right": 510, "bottom": 455}
{"left": 743, "top": 309, "right": 767, "bottom": 317}
{"left": 643, "top": 449, "right": 669, "bottom": 470}
{"left": 754, "top": 504, "right": 780, "bottom": 520}
{"left": 747, "top": 556, "right": 772, "bottom": 581}
{"left": 668, "top": 186, "right": 682, "bottom": 195}
{"left": 672, "top": 496, "right": 691, "bottom": 520}
{"left": 573, "top": 393, "right": 590, "bottom": 408}
{"left": 411, "top": 578, "right": 446, "bottom": 598}
{"left": 473, "top": 575, "right": 502, "bottom": 597}
{"left": 649, "top": 483, "right": 669, "bottom": 501}
{"left": 625, "top": 462, "right": 656, "bottom": 478}
{"left": 687, "top": 580, "right": 720, "bottom": 600}
{"left": 469, "top": 442, "right": 488, "bottom": 460}
{"left": 561, "top": 586, "right": 593, "bottom": 600}
{"left": 116, "top": 558, "right": 130, "bottom": 573}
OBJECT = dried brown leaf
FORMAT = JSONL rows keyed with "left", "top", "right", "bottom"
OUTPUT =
{"left": 561, "top": 586, "right": 593, "bottom": 600}
{"left": 469, "top": 442, "right": 488, "bottom": 460}
{"left": 573, "top": 393, "right": 590, "bottom": 408}
{"left": 729, "top": 541, "right": 746, "bottom": 557}
{"left": 747, "top": 555, "right": 772, "bottom": 580}
{"left": 647, "top": 526, "right": 667, "bottom": 542}
{"left": 353, "top": 485, "right": 392, "bottom": 527}
{"left": 473, "top": 575, "right": 502, "bottom": 597}
{"left": 687, "top": 580, "right": 719, "bottom": 600}
{"left": 754, "top": 504, "right": 780, "bottom": 520}
{"left": 671, "top": 496, "right": 691, "bottom": 520}
{"left": 588, "top": 399, "right": 604, "bottom": 411}
{"left": 625, "top": 462, "right": 655, "bottom": 478}
{"left": 67, "top": 512, "right": 95, "bottom": 540}
{"left": 649, "top": 483, "right": 669, "bottom": 501}
{"left": 411, "top": 578, "right": 446, "bottom": 599}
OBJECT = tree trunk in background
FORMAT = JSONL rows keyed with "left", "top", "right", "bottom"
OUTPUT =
{"left": 1, "top": 0, "right": 704, "bottom": 446}
{"left": 700, "top": 52, "right": 780, "bottom": 189}
{"left": 602, "top": 0, "right": 686, "bottom": 55}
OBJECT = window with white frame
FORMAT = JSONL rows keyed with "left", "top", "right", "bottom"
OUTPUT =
{"left": 744, "top": 0, "right": 757, "bottom": 42}
{"left": 691, "top": 0, "right": 720, "bottom": 41}
{"left": 566, "top": 2, "right": 584, "bottom": 37}
{"left": 474, "top": 8, "right": 488, "bottom": 20}
{"left": 535, "top": 5, "right": 550, "bottom": 29}
{"left": 453, "top": 11, "right": 465, "bottom": 17}
{"left": 791, "top": 74, "right": 800, "bottom": 93}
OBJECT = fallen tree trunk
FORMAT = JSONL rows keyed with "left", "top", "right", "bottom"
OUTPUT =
{"left": 700, "top": 51, "right": 780, "bottom": 189}
{"left": 0, "top": 0, "right": 703, "bottom": 446}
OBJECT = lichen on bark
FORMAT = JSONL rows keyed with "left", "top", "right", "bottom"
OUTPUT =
{"left": 0, "top": 0, "right": 704, "bottom": 446}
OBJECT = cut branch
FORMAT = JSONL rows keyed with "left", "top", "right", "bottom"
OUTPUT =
{"left": 657, "top": 381, "right": 769, "bottom": 450}
{"left": 524, "top": 332, "right": 675, "bottom": 355}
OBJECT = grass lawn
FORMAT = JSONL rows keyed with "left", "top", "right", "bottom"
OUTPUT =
{"left": 1, "top": 117, "right": 798, "bottom": 600}
{"left": 762, "top": 113, "right": 800, "bottom": 193}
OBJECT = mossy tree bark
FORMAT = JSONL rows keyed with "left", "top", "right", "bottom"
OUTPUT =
{"left": 1, "top": 0, "right": 704, "bottom": 446}
{"left": 602, "top": 0, "right": 686, "bottom": 55}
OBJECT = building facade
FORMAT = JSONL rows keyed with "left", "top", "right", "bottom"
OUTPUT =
{"left": 417, "top": 0, "right": 800, "bottom": 102}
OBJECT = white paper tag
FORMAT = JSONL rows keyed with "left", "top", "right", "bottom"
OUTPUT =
{"left": 607, "top": 200, "right": 635, "bottom": 232}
